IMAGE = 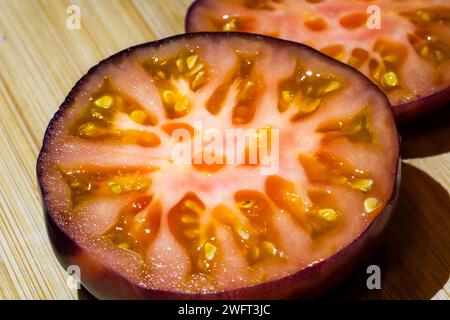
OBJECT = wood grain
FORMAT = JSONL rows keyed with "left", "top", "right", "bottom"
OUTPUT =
{"left": 0, "top": 0, "right": 448, "bottom": 300}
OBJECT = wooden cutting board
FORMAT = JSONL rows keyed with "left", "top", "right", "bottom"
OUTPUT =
{"left": 0, "top": 0, "right": 448, "bottom": 300}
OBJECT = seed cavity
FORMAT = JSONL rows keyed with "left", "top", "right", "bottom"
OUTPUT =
{"left": 206, "top": 51, "right": 262, "bottom": 124}
{"left": 107, "top": 174, "right": 151, "bottom": 194}
{"left": 161, "top": 122, "right": 196, "bottom": 140}
{"left": 72, "top": 79, "right": 158, "bottom": 143}
{"left": 369, "top": 38, "right": 407, "bottom": 91}
{"left": 278, "top": 62, "right": 343, "bottom": 120}
{"left": 316, "top": 104, "right": 373, "bottom": 143}
{"left": 304, "top": 16, "right": 328, "bottom": 31}
{"left": 78, "top": 122, "right": 103, "bottom": 138}
{"left": 103, "top": 195, "right": 161, "bottom": 258}
{"left": 168, "top": 193, "right": 218, "bottom": 274}
{"left": 339, "top": 12, "right": 369, "bottom": 29}
{"left": 266, "top": 176, "right": 341, "bottom": 238}
{"left": 60, "top": 166, "right": 154, "bottom": 204}
{"left": 299, "top": 149, "right": 372, "bottom": 191}
{"left": 400, "top": 7, "right": 450, "bottom": 26}
{"left": 212, "top": 190, "right": 282, "bottom": 264}
{"left": 143, "top": 47, "right": 209, "bottom": 118}
{"left": 348, "top": 48, "right": 370, "bottom": 68}
{"left": 408, "top": 30, "right": 449, "bottom": 67}
{"left": 306, "top": 189, "right": 340, "bottom": 238}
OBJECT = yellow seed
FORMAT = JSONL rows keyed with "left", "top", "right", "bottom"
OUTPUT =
{"left": 351, "top": 179, "right": 374, "bottom": 192}
{"left": 249, "top": 246, "right": 260, "bottom": 261}
{"left": 183, "top": 228, "right": 200, "bottom": 239}
{"left": 94, "top": 95, "right": 114, "bottom": 109}
{"left": 163, "top": 90, "right": 177, "bottom": 106}
{"left": 109, "top": 183, "right": 123, "bottom": 194}
{"left": 176, "top": 58, "right": 185, "bottom": 72}
{"left": 156, "top": 71, "right": 166, "bottom": 80}
{"left": 223, "top": 20, "right": 236, "bottom": 31}
{"left": 187, "top": 63, "right": 204, "bottom": 77}
{"left": 317, "top": 208, "right": 338, "bottom": 222}
{"left": 261, "top": 241, "right": 277, "bottom": 256}
{"left": 383, "top": 55, "right": 399, "bottom": 64}
{"left": 78, "top": 122, "right": 100, "bottom": 137}
{"left": 301, "top": 98, "right": 321, "bottom": 113}
{"left": 184, "top": 200, "right": 202, "bottom": 213}
{"left": 130, "top": 110, "right": 147, "bottom": 124}
{"left": 420, "top": 45, "right": 430, "bottom": 57}
{"left": 186, "top": 55, "right": 199, "bottom": 70}
{"left": 181, "top": 214, "right": 196, "bottom": 224}
{"left": 238, "top": 200, "right": 255, "bottom": 209}
{"left": 191, "top": 71, "right": 207, "bottom": 91}
{"left": 323, "top": 80, "right": 341, "bottom": 94}
{"left": 203, "top": 242, "right": 217, "bottom": 261}
{"left": 364, "top": 197, "right": 381, "bottom": 214}
{"left": 383, "top": 71, "right": 398, "bottom": 87}
{"left": 282, "top": 90, "right": 293, "bottom": 103}
{"left": 236, "top": 226, "right": 250, "bottom": 240}
{"left": 118, "top": 242, "right": 129, "bottom": 250}
{"left": 417, "top": 10, "right": 431, "bottom": 22}
{"left": 174, "top": 98, "right": 189, "bottom": 113}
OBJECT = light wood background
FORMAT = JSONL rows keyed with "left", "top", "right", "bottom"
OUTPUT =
{"left": 0, "top": 0, "right": 448, "bottom": 300}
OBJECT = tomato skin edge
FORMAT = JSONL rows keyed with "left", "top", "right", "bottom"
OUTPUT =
{"left": 394, "top": 86, "right": 450, "bottom": 123}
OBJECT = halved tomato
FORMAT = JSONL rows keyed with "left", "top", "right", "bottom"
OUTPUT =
{"left": 186, "top": 0, "right": 450, "bottom": 122}
{"left": 37, "top": 33, "right": 399, "bottom": 299}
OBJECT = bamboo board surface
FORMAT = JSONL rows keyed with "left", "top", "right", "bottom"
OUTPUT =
{"left": 0, "top": 0, "right": 448, "bottom": 300}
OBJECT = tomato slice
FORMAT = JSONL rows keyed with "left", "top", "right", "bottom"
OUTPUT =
{"left": 37, "top": 33, "right": 399, "bottom": 299}
{"left": 186, "top": 0, "right": 450, "bottom": 121}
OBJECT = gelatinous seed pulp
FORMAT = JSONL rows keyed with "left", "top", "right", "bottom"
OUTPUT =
{"left": 60, "top": 166, "right": 153, "bottom": 204}
{"left": 143, "top": 47, "right": 209, "bottom": 119}
{"left": 278, "top": 62, "right": 342, "bottom": 120}
{"left": 104, "top": 195, "right": 162, "bottom": 258}
{"left": 168, "top": 193, "right": 218, "bottom": 273}
{"left": 72, "top": 79, "right": 159, "bottom": 146}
